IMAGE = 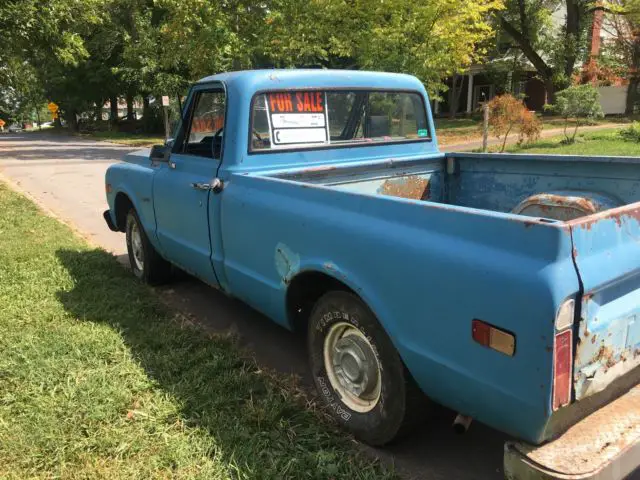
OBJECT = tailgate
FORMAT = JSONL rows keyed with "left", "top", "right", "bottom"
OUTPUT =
{"left": 569, "top": 204, "right": 640, "bottom": 402}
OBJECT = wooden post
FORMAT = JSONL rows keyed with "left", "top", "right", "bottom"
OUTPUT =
{"left": 161, "top": 95, "right": 170, "bottom": 142}
{"left": 482, "top": 103, "right": 489, "bottom": 153}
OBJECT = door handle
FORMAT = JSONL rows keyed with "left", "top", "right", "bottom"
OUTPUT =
{"left": 190, "top": 178, "right": 223, "bottom": 193}
{"left": 191, "top": 182, "right": 211, "bottom": 191}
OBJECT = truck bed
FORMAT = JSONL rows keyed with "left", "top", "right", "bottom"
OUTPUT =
{"left": 271, "top": 152, "right": 640, "bottom": 219}
{"left": 248, "top": 151, "right": 640, "bottom": 443}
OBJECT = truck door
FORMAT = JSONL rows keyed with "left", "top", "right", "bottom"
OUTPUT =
{"left": 153, "top": 85, "right": 225, "bottom": 286}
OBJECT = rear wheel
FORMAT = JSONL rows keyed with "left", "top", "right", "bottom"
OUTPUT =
{"left": 125, "top": 209, "right": 171, "bottom": 284}
{"left": 308, "top": 291, "right": 428, "bottom": 445}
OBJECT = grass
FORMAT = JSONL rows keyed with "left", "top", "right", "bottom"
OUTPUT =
{"left": 504, "top": 129, "right": 640, "bottom": 156}
{"left": 434, "top": 115, "right": 632, "bottom": 146}
{"left": 22, "top": 128, "right": 164, "bottom": 147}
{"left": 0, "top": 183, "right": 396, "bottom": 480}
{"left": 79, "top": 130, "right": 165, "bottom": 147}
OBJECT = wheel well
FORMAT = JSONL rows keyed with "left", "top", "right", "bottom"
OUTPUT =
{"left": 114, "top": 192, "right": 134, "bottom": 232}
{"left": 286, "top": 271, "right": 356, "bottom": 333}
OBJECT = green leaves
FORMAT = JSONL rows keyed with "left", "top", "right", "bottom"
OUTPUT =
{"left": 2, "top": 0, "right": 503, "bottom": 126}
{"left": 549, "top": 84, "right": 604, "bottom": 142}
{"left": 552, "top": 84, "right": 604, "bottom": 120}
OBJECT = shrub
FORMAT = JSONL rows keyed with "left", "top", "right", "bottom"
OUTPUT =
{"left": 619, "top": 121, "right": 640, "bottom": 143}
{"left": 548, "top": 84, "right": 604, "bottom": 144}
{"left": 487, "top": 94, "right": 542, "bottom": 152}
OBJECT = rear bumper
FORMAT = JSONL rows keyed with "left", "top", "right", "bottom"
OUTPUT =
{"left": 504, "top": 384, "right": 640, "bottom": 480}
{"left": 103, "top": 210, "right": 118, "bottom": 232}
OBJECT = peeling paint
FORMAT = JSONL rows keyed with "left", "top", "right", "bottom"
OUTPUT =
{"left": 275, "top": 243, "right": 300, "bottom": 285}
{"left": 380, "top": 176, "right": 430, "bottom": 201}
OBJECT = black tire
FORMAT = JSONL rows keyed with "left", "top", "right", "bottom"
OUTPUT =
{"left": 125, "top": 208, "right": 172, "bottom": 285}
{"left": 308, "top": 291, "right": 428, "bottom": 446}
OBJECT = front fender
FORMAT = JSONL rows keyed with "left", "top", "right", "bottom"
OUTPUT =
{"left": 105, "top": 163, "right": 160, "bottom": 251}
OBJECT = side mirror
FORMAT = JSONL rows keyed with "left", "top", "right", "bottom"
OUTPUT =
{"left": 150, "top": 144, "right": 169, "bottom": 163}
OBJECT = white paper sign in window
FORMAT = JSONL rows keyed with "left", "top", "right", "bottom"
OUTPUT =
{"left": 266, "top": 92, "right": 329, "bottom": 146}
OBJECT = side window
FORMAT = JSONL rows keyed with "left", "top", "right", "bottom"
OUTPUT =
{"left": 183, "top": 90, "right": 225, "bottom": 159}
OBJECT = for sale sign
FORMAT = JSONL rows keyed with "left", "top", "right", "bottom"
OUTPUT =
{"left": 266, "top": 91, "right": 329, "bottom": 146}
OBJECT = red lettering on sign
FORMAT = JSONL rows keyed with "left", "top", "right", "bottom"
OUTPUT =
{"left": 270, "top": 91, "right": 324, "bottom": 113}
{"left": 303, "top": 92, "right": 312, "bottom": 112}
{"left": 277, "top": 94, "right": 286, "bottom": 112}
{"left": 315, "top": 92, "right": 323, "bottom": 112}
{"left": 283, "top": 94, "right": 293, "bottom": 112}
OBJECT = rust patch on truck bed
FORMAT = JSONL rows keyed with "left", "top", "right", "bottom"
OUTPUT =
{"left": 567, "top": 202, "right": 640, "bottom": 231}
{"left": 380, "top": 176, "right": 430, "bottom": 200}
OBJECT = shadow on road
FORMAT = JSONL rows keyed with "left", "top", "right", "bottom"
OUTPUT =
{"left": 58, "top": 248, "right": 506, "bottom": 480}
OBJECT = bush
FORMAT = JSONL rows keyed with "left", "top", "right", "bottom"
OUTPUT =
{"left": 548, "top": 84, "right": 604, "bottom": 144}
{"left": 619, "top": 121, "right": 640, "bottom": 143}
{"left": 487, "top": 94, "right": 542, "bottom": 152}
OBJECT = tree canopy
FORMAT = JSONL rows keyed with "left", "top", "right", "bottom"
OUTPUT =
{"left": 0, "top": 0, "right": 502, "bottom": 129}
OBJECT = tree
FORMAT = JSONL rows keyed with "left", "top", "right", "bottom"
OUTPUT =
{"left": 495, "top": 0, "right": 612, "bottom": 102}
{"left": 0, "top": 0, "right": 112, "bottom": 130}
{"left": 319, "top": 0, "right": 504, "bottom": 96}
{"left": 487, "top": 94, "right": 542, "bottom": 151}
{"left": 605, "top": 0, "right": 640, "bottom": 113}
{"left": 549, "top": 84, "right": 604, "bottom": 142}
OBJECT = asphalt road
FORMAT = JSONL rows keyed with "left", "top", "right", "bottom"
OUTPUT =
{"left": 1, "top": 132, "right": 636, "bottom": 480}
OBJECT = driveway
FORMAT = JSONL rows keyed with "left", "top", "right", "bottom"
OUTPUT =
{"left": 0, "top": 132, "right": 632, "bottom": 480}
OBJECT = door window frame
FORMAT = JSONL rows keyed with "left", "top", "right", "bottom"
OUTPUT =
{"left": 172, "top": 82, "right": 228, "bottom": 162}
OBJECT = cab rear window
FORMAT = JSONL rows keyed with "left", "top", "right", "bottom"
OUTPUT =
{"left": 250, "top": 90, "right": 430, "bottom": 152}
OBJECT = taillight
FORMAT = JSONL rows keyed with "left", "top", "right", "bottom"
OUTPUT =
{"left": 553, "top": 330, "right": 572, "bottom": 410}
{"left": 552, "top": 298, "right": 575, "bottom": 410}
{"left": 472, "top": 320, "right": 516, "bottom": 356}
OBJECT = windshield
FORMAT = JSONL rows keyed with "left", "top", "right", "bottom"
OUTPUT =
{"left": 250, "top": 90, "right": 430, "bottom": 152}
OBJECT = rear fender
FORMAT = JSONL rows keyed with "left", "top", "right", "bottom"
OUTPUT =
{"left": 287, "top": 260, "right": 401, "bottom": 344}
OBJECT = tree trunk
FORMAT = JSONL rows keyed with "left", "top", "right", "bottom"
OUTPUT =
{"left": 448, "top": 75, "right": 464, "bottom": 118}
{"left": 65, "top": 109, "right": 78, "bottom": 132}
{"left": 126, "top": 94, "right": 134, "bottom": 121}
{"left": 109, "top": 95, "right": 118, "bottom": 127}
{"left": 626, "top": 37, "right": 640, "bottom": 115}
{"left": 544, "top": 77, "right": 557, "bottom": 106}
{"left": 142, "top": 95, "right": 151, "bottom": 132}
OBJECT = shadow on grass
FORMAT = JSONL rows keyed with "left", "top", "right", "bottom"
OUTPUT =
{"left": 55, "top": 248, "right": 393, "bottom": 479}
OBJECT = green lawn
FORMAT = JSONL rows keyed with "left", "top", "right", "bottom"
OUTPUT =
{"left": 0, "top": 183, "right": 395, "bottom": 479}
{"left": 81, "top": 130, "right": 165, "bottom": 147}
{"left": 505, "top": 130, "right": 640, "bottom": 156}
{"left": 434, "top": 115, "right": 632, "bottom": 146}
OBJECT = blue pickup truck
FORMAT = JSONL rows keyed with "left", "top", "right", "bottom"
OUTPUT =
{"left": 104, "top": 70, "right": 640, "bottom": 479}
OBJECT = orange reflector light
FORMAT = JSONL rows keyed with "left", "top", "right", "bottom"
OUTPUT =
{"left": 472, "top": 320, "right": 516, "bottom": 356}
{"left": 553, "top": 329, "right": 573, "bottom": 410}
{"left": 106, "top": 183, "right": 112, "bottom": 194}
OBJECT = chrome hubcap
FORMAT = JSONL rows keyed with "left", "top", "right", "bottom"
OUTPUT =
{"left": 130, "top": 222, "right": 144, "bottom": 271}
{"left": 324, "top": 322, "right": 381, "bottom": 412}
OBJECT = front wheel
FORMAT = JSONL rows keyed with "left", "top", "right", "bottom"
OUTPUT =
{"left": 125, "top": 209, "right": 171, "bottom": 284}
{"left": 308, "top": 291, "right": 428, "bottom": 446}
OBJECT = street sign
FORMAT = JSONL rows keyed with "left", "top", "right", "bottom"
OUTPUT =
{"left": 47, "top": 102, "right": 59, "bottom": 120}
{"left": 161, "top": 96, "right": 170, "bottom": 107}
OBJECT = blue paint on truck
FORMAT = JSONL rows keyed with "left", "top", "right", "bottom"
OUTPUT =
{"left": 104, "top": 70, "right": 640, "bottom": 459}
